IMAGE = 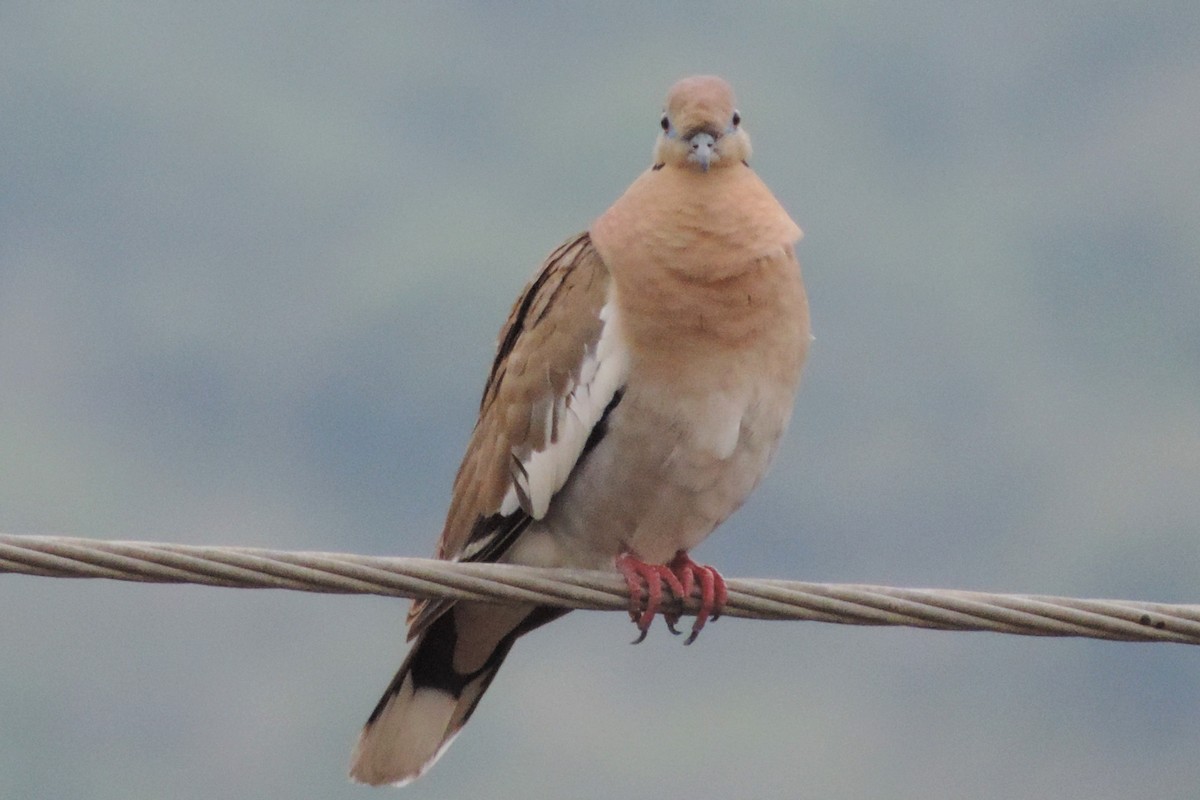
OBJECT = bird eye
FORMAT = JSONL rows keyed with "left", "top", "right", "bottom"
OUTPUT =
{"left": 732, "top": 111, "right": 741, "bottom": 127}
{"left": 660, "top": 114, "right": 670, "bottom": 132}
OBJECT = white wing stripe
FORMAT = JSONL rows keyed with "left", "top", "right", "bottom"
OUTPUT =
{"left": 501, "top": 297, "right": 629, "bottom": 519}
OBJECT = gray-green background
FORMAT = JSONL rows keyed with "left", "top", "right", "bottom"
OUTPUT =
{"left": 3, "top": 3, "right": 1199, "bottom": 798}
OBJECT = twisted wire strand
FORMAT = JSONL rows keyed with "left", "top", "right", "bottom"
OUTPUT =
{"left": 2, "top": 534, "right": 1197, "bottom": 645}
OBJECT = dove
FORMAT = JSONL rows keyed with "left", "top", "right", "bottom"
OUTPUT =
{"left": 350, "top": 75, "right": 810, "bottom": 786}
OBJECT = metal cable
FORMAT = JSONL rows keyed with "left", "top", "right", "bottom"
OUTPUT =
{"left": 2, "top": 534, "right": 1196, "bottom": 644}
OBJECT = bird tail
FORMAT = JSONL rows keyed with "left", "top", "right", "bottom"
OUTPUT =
{"left": 349, "top": 602, "right": 563, "bottom": 786}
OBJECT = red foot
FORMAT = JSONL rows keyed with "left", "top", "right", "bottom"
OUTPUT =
{"left": 666, "top": 550, "right": 728, "bottom": 645}
{"left": 616, "top": 550, "right": 728, "bottom": 645}
{"left": 616, "top": 552, "right": 685, "bottom": 644}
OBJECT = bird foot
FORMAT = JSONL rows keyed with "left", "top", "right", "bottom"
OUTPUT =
{"left": 666, "top": 550, "right": 728, "bottom": 644}
{"left": 616, "top": 552, "right": 685, "bottom": 643}
{"left": 615, "top": 550, "right": 728, "bottom": 645}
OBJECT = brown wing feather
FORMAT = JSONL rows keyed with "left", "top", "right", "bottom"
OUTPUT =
{"left": 407, "top": 232, "right": 612, "bottom": 634}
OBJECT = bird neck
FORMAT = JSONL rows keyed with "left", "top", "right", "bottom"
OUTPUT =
{"left": 590, "top": 163, "right": 802, "bottom": 285}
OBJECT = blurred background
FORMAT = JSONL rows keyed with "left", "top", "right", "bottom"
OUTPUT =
{"left": 2, "top": 3, "right": 1199, "bottom": 798}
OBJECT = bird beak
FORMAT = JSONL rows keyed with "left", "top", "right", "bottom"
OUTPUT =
{"left": 686, "top": 131, "right": 717, "bottom": 172}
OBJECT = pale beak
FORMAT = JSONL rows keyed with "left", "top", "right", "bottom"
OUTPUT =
{"left": 686, "top": 131, "right": 717, "bottom": 171}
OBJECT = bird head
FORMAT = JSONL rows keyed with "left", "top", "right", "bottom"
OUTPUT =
{"left": 653, "top": 75, "right": 751, "bottom": 173}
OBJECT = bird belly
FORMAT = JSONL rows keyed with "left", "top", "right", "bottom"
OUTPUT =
{"left": 511, "top": 372, "right": 794, "bottom": 571}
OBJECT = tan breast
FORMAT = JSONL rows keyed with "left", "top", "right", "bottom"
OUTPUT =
{"left": 590, "top": 162, "right": 810, "bottom": 384}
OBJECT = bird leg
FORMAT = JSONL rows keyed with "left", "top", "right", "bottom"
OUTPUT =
{"left": 666, "top": 550, "right": 728, "bottom": 645}
{"left": 616, "top": 551, "right": 685, "bottom": 644}
{"left": 615, "top": 550, "right": 728, "bottom": 645}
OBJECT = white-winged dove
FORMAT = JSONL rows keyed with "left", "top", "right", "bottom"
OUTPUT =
{"left": 350, "top": 75, "right": 811, "bottom": 786}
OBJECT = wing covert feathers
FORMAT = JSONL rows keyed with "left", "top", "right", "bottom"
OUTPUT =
{"left": 408, "top": 233, "right": 624, "bottom": 634}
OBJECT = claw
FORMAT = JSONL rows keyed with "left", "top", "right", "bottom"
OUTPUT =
{"left": 615, "top": 550, "right": 726, "bottom": 644}
{"left": 617, "top": 552, "right": 684, "bottom": 643}
{"left": 666, "top": 550, "right": 727, "bottom": 644}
